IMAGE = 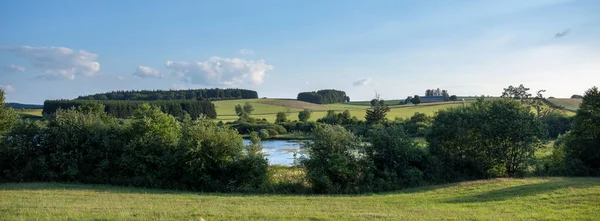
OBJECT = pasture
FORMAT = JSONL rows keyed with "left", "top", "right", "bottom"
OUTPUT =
{"left": 213, "top": 99, "right": 464, "bottom": 122}
{"left": 1, "top": 178, "right": 599, "bottom": 220}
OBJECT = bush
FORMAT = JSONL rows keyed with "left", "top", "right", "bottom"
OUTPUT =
{"left": 366, "top": 125, "right": 427, "bottom": 190}
{"left": 259, "top": 129, "right": 270, "bottom": 140}
{"left": 301, "top": 125, "right": 373, "bottom": 193}
{"left": 427, "top": 98, "right": 545, "bottom": 181}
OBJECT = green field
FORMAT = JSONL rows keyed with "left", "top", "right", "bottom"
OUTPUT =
{"left": 1, "top": 178, "right": 599, "bottom": 220}
{"left": 213, "top": 99, "right": 465, "bottom": 122}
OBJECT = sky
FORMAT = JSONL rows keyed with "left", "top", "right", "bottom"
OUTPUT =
{"left": 1, "top": 0, "right": 599, "bottom": 104}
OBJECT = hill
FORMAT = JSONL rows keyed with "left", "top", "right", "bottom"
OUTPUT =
{"left": 547, "top": 98, "right": 582, "bottom": 112}
{"left": 1, "top": 178, "right": 598, "bottom": 220}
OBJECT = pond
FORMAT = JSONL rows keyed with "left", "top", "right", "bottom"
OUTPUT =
{"left": 242, "top": 139, "right": 309, "bottom": 166}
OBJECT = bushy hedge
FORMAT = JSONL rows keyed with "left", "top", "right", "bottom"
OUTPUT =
{"left": 42, "top": 100, "right": 217, "bottom": 119}
{"left": 0, "top": 105, "right": 267, "bottom": 192}
{"left": 76, "top": 88, "right": 258, "bottom": 101}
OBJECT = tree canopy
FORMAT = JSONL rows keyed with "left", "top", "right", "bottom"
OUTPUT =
{"left": 297, "top": 89, "right": 350, "bottom": 104}
{"left": 76, "top": 88, "right": 258, "bottom": 101}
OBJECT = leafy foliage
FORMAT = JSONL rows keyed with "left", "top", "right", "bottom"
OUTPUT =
{"left": 365, "top": 97, "right": 390, "bottom": 124}
{"left": 427, "top": 98, "right": 545, "bottom": 180}
{"left": 561, "top": 87, "right": 600, "bottom": 175}
{"left": 411, "top": 95, "right": 421, "bottom": 106}
{"left": 298, "top": 109, "right": 312, "bottom": 122}
{"left": 0, "top": 90, "right": 18, "bottom": 136}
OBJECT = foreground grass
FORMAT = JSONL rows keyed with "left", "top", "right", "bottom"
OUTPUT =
{"left": 1, "top": 177, "right": 599, "bottom": 220}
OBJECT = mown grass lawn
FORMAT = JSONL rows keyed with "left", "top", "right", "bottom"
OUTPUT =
{"left": 1, "top": 177, "right": 599, "bottom": 220}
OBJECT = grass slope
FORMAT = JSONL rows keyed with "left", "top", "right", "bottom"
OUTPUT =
{"left": 1, "top": 178, "right": 599, "bottom": 220}
{"left": 547, "top": 98, "right": 582, "bottom": 112}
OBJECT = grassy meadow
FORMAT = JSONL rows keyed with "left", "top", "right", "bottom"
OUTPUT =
{"left": 1, "top": 178, "right": 599, "bottom": 220}
{"left": 547, "top": 98, "right": 582, "bottom": 112}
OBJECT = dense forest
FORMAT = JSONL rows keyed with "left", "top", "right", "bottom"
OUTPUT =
{"left": 76, "top": 88, "right": 258, "bottom": 101}
{"left": 43, "top": 100, "right": 217, "bottom": 119}
{"left": 297, "top": 89, "right": 350, "bottom": 104}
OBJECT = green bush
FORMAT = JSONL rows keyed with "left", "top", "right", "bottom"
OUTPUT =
{"left": 427, "top": 98, "right": 545, "bottom": 181}
{"left": 301, "top": 125, "right": 373, "bottom": 193}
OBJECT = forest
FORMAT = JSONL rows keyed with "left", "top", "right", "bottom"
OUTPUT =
{"left": 76, "top": 88, "right": 259, "bottom": 101}
{"left": 42, "top": 99, "right": 217, "bottom": 119}
{"left": 297, "top": 89, "right": 350, "bottom": 104}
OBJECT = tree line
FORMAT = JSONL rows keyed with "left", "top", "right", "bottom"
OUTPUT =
{"left": 297, "top": 89, "right": 350, "bottom": 104}
{"left": 76, "top": 88, "right": 259, "bottom": 101}
{"left": 43, "top": 100, "right": 217, "bottom": 119}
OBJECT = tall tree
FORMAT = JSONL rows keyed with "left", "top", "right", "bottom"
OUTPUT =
{"left": 275, "top": 112, "right": 288, "bottom": 123}
{"left": 442, "top": 90, "right": 450, "bottom": 101}
{"left": 365, "top": 94, "right": 390, "bottom": 124}
{"left": 243, "top": 102, "right": 255, "bottom": 115}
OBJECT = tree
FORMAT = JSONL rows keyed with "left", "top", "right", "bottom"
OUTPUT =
{"left": 427, "top": 98, "right": 545, "bottom": 179}
{"left": 275, "top": 112, "right": 288, "bottom": 123}
{"left": 298, "top": 109, "right": 312, "bottom": 122}
{"left": 571, "top": 94, "right": 583, "bottom": 99}
{"left": 243, "top": 102, "right": 255, "bottom": 115}
{"left": 404, "top": 96, "right": 413, "bottom": 105}
{"left": 450, "top": 95, "right": 458, "bottom": 101}
{"left": 234, "top": 104, "right": 244, "bottom": 117}
{"left": 435, "top": 88, "right": 441, "bottom": 96}
{"left": 365, "top": 94, "right": 390, "bottom": 124}
{"left": 501, "top": 84, "right": 531, "bottom": 99}
{"left": 425, "top": 89, "right": 432, "bottom": 97}
{"left": 562, "top": 87, "right": 600, "bottom": 175}
{"left": 411, "top": 95, "right": 421, "bottom": 106}
{"left": 0, "top": 90, "right": 18, "bottom": 136}
{"left": 442, "top": 90, "right": 450, "bottom": 101}
{"left": 370, "top": 99, "right": 378, "bottom": 107}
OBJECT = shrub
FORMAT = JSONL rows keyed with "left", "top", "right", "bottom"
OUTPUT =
{"left": 301, "top": 125, "right": 373, "bottom": 193}
{"left": 427, "top": 98, "right": 545, "bottom": 181}
{"left": 259, "top": 129, "right": 270, "bottom": 140}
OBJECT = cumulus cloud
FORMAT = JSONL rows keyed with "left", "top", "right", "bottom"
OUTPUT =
{"left": 0, "top": 46, "right": 100, "bottom": 80}
{"left": 353, "top": 78, "right": 372, "bottom": 86}
{"left": 239, "top": 49, "right": 254, "bottom": 55}
{"left": 133, "top": 66, "right": 162, "bottom": 79}
{"left": 3, "top": 64, "right": 25, "bottom": 72}
{"left": 0, "top": 85, "right": 15, "bottom": 92}
{"left": 165, "top": 57, "right": 274, "bottom": 86}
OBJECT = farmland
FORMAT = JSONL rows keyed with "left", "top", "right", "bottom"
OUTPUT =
{"left": 547, "top": 98, "right": 582, "bottom": 112}
{"left": 1, "top": 178, "right": 599, "bottom": 220}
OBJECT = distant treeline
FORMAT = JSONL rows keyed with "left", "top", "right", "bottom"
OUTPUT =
{"left": 76, "top": 88, "right": 259, "bottom": 101}
{"left": 297, "top": 89, "right": 349, "bottom": 104}
{"left": 43, "top": 100, "right": 217, "bottom": 119}
{"left": 4, "top": 103, "right": 44, "bottom": 109}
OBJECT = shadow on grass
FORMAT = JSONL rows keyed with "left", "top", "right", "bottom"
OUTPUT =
{"left": 445, "top": 177, "right": 600, "bottom": 203}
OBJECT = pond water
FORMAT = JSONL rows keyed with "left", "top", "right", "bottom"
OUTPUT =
{"left": 242, "top": 139, "right": 309, "bottom": 166}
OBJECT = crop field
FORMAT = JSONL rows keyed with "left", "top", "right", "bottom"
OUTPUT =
{"left": 1, "top": 177, "right": 598, "bottom": 220}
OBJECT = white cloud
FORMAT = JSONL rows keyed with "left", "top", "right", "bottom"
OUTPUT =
{"left": 3, "top": 64, "right": 25, "bottom": 72}
{"left": 118, "top": 76, "right": 124, "bottom": 80}
{"left": 0, "top": 46, "right": 100, "bottom": 80}
{"left": 165, "top": 57, "right": 274, "bottom": 86}
{"left": 171, "top": 84, "right": 187, "bottom": 90}
{"left": 0, "top": 85, "right": 15, "bottom": 92}
{"left": 353, "top": 78, "right": 372, "bottom": 86}
{"left": 239, "top": 49, "right": 254, "bottom": 55}
{"left": 133, "top": 66, "right": 162, "bottom": 79}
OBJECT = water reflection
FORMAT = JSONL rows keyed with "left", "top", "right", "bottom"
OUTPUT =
{"left": 243, "top": 139, "right": 309, "bottom": 166}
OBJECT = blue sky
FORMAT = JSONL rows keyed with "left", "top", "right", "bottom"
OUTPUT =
{"left": 1, "top": 0, "right": 599, "bottom": 104}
